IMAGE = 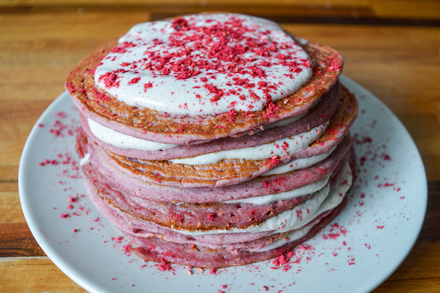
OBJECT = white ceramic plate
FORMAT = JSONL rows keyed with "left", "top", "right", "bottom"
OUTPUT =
{"left": 19, "top": 76, "right": 427, "bottom": 293}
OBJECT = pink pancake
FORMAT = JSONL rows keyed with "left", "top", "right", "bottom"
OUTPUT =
{"left": 86, "top": 179, "right": 347, "bottom": 268}
{"left": 78, "top": 131, "right": 352, "bottom": 202}
{"left": 82, "top": 156, "right": 347, "bottom": 231}
{"left": 80, "top": 82, "right": 341, "bottom": 160}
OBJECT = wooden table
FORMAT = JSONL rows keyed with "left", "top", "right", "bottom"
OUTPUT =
{"left": 1, "top": 1, "right": 439, "bottom": 292}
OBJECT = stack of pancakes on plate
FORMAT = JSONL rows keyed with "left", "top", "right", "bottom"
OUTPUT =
{"left": 66, "top": 13, "right": 357, "bottom": 268}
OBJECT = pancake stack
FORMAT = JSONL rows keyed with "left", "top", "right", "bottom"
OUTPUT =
{"left": 66, "top": 13, "right": 358, "bottom": 268}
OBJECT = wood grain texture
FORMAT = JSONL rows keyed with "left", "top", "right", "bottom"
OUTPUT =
{"left": 0, "top": 1, "right": 439, "bottom": 292}
{"left": 2, "top": 1, "right": 439, "bottom": 26}
{"left": 0, "top": 257, "right": 86, "bottom": 293}
{"left": 0, "top": 224, "right": 45, "bottom": 257}
{"left": 0, "top": 190, "right": 25, "bottom": 223}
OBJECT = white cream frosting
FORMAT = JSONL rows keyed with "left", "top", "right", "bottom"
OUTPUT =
{"left": 170, "top": 164, "right": 352, "bottom": 236}
{"left": 88, "top": 116, "right": 329, "bottom": 166}
{"left": 80, "top": 153, "right": 91, "bottom": 166}
{"left": 170, "top": 122, "right": 328, "bottom": 165}
{"left": 88, "top": 118, "right": 177, "bottom": 150}
{"left": 255, "top": 224, "right": 313, "bottom": 252}
{"left": 262, "top": 111, "right": 308, "bottom": 131}
{"left": 94, "top": 13, "right": 312, "bottom": 115}
{"left": 264, "top": 146, "right": 335, "bottom": 176}
{"left": 223, "top": 174, "right": 330, "bottom": 205}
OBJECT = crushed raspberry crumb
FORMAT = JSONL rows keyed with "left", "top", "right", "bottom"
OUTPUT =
{"left": 128, "top": 77, "right": 141, "bottom": 85}
{"left": 265, "top": 156, "right": 281, "bottom": 167}
{"left": 156, "top": 259, "right": 174, "bottom": 271}
{"left": 123, "top": 244, "right": 132, "bottom": 254}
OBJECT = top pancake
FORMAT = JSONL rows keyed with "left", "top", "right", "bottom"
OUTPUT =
{"left": 65, "top": 13, "right": 344, "bottom": 145}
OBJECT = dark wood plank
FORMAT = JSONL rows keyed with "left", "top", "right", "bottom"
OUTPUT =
{"left": 1, "top": 3, "right": 440, "bottom": 26}
{"left": 0, "top": 257, "right": 87, "bottom": 293}
{"left": 0, "top": 223, "right": 45, "bottom": 257}
{"left": 419, "top": 181, "right": 440, "bottom": 241}
{"left": 0, "top": 166, "right": 19, "bottom": 182}
{"left": 0, "top": 3, "right": 375, "bottom": 18}
{"left": 375, "top": 278, "right": 440, "bottom": 293}
{"left": 385, "top": 240, "right": 440, "bottom": 282}
{"left": 0, "top": 181, "right": 17, "bottom": 193}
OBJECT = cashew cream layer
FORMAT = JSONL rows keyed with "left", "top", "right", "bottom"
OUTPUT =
{"left": 88, "top": 119, "right": 178, "bottom": 151}
{"left": 171, "top": 122, "right": 328, "bottom": 165}
{"left": 94, "top": 13, "right": 312, "bottom": 115}
{"left": 88, "top": 117, "right": 328, "bottom": 166}
{"left": 169, "top": 165, "right": 352, "bottom": 236}
{"left": 223, "top": 174, "right": 331, "bottom": 205}
{"left": 255, "top": 224, "right": 313, "bottom": 252}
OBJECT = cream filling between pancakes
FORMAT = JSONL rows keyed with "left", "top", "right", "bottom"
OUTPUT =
{"left": 254, "top": 224, "right": 313, "bottom": 252}
{"left": 88, "top": 119, "right": 178, "bottom": 151}
{"left": 89, "top": 117, "right": 329, "bottom": 166}
{"left": 87, "top": 111, "right": 307, "bottom": 152}
{"left": 222, "top": 174, "right": 331, "bottom": 205}
{"left": 171, "top": 122, "right": 328, "bottom": 165}
{"left": 263, "top": 146, "right": 336, "bottom": 176}
{"left": 169, "top": 164, "right": 352, "bottom": 236}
